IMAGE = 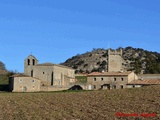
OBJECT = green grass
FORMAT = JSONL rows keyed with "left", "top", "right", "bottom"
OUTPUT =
{"left": 0, "top": 75, "right": 9, "bottom": 85}
{"left": 75, "top": 76, "right": 87, "bottom": 83}
{"left": 0, "top": 75, "right": 9, "bottom": 91}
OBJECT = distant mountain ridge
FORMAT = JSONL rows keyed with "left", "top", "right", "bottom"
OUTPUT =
{"left": 61, "top": 47, "right": 160, "bottom": 74}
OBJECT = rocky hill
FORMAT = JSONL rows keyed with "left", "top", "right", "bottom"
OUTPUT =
{"left": 61, "top": 47, "right": 160, "bottom": 74}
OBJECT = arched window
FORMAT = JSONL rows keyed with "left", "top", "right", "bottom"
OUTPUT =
{"left": 32, "top": 59, "right": 35, "bottom": 65}
{"left": 28, "top": 59, "right": 30, "bottom": 65}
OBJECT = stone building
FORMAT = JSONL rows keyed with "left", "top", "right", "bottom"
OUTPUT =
{"left": 9, "top": 55, "right": 76, "bottom": 92}
{"left": 9, "top": 74, "right": 41, "bottom": 92}
{"left": 108, "top": 48, "right": 123, "bottom": 72}
{"left": 127, "top": 79, "right": 160, "bottom": 88}
{"left": 9, "top": 50, "right": 160, "bottom": 92}
{"left": 87, "top": 71, "right": 138, "bottom": 90}
{"left": 86, "top": 48, "right": 137, "bottom": 90}
{"left": 87, "top": 49, "right": 160, "bottom": 90}
{"left": 138, "top": 74, "right": 160, "bottom": 80}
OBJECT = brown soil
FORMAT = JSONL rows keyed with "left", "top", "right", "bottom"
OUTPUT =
{"left": 0, "top": 85, "right": 160, "bottom": 120}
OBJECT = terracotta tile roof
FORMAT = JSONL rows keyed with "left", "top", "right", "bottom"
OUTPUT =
{"left": 128, "top": 79, "right": 160, "bottom": 85}
{"left": 10, "top": 74, "right": 41, "bottom": 80}
{"left": 87, "top": 71, "right": 132, "bottom": 76}
{"left": 88, "top": 72, "right": 102, "bottom": 76}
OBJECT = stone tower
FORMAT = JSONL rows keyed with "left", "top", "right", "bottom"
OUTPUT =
{"left": 24, "top": 55, "right": 38, "bottom": 77}
{"left": 108, "top": 48, "right": 123, "bottom": 72}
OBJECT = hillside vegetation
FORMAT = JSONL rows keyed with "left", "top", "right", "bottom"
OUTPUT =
{"left": 0, "top": 61, "right": 6, "bottom": 70}
{"left": 0, "top": 70, "right": 15, "bottom": 91}
{"left": 0, "top": 85, "right": 159, "bottom": 120}
{"left": 62, "top": 47, "right": 160, "bottom": 74}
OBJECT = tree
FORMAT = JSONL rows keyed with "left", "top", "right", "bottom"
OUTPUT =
{"left": 134, "top": 58, "right": 142, "bottom": 74}
{"left": 0, "top": 61, "right": 6, "bottom": 70}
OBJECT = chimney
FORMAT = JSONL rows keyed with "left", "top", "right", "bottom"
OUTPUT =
{"left": 140, "top": 77, "right": 143, "bottom": 80}
{"left": 120, "top": 69, "right": 123, "bottom": 73}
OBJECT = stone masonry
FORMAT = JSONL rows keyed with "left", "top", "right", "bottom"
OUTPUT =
{"left": 108, "top": 48, "right": 123, "bottom": 72}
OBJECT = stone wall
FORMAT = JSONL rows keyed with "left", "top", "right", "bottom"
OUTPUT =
{"left": 108, "top": 49, "right": 123, "bottom": 72}
{"left": 138, "top": 74, "right": 160, "bottom": 80}
{"left": 53, "top": 65, "right": 75, "bottom": 86}
{"left": 128, "top": 72, "right": 138, "bottom": 83}
{"left": 87, "top": 72, "right": 138, "bottom": 90}
{"left": 87, "top": 75, "right": 128, "bottom": 90}
{"left": 11, "top": 77, "right": 41, "bottom": 92}
{"left": 127, "top": 85, "right": 142, "bottom": 88}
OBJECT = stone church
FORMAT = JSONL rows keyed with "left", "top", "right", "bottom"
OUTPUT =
{"left": 9, "top": 55, "right": 76, "bottom": 92}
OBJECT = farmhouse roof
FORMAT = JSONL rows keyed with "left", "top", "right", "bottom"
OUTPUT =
{"left": 128, "top": 79, "right": 160, "bottom": 85}
{"left": 87, "top": 71, "right": 132, "bottom": 76}
{"left": 10, "top": 74, "right": 41, "bottom": 80}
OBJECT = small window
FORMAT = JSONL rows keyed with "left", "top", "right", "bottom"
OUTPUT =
{"left": 93, "top": 85, "right": 96, "bottom": 89}
{"left": 28, "top": 59, "right": 30, "bottom": 65}
{"left": 101, "top": 78, "right": 103, "bottom": 81}
{"left": 94, "top": 78, "right": 96, "bottom": 81}
{"left": 121, "top": 85, "right": 123, "bottom": 89}
{"left": 31, "top": 70, "right": 33, "bottom": 77}
{"left": 121, "top": 78, "right": 124, "bottom": 81}
{"left": 32, "top": 59, "right": 35, "bottom": 65}
{"left": 113, "top": 85, "right": 116, "bottom": 89}
{"left": 19, "top": 79, "right": 23, "bottom": 82}
{"left": 32, "top": 80, "right": 35, "bottom": 83}
{"left": 114, "top": 78, "right": 116, "bottom": 81}
{"left": 43, "top": 72, "right": 45, "bottom": 74}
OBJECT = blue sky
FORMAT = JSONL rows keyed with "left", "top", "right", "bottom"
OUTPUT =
{"left": 0, "top": 0, "right": 160, "bottom": 72}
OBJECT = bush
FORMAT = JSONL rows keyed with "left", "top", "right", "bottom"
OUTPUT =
{"left": 89, "top": 54, "right": 92, "bottom": 57}
{"left": 84, "top": 64, "right": 88, "bottom": 67}
{"left": 76, "top": 60, "right": 84, "bottom": 65}
{"left": 100, "top": 60, "right": 107, "bottom": 67}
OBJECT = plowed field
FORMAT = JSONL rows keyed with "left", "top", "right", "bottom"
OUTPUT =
{"left": 0, "top": 85, "right": 160, "bottom": 120}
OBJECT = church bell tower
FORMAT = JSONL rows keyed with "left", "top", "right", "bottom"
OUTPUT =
{"left": 24, "top": 55, "right": 38, "bottom": 76}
